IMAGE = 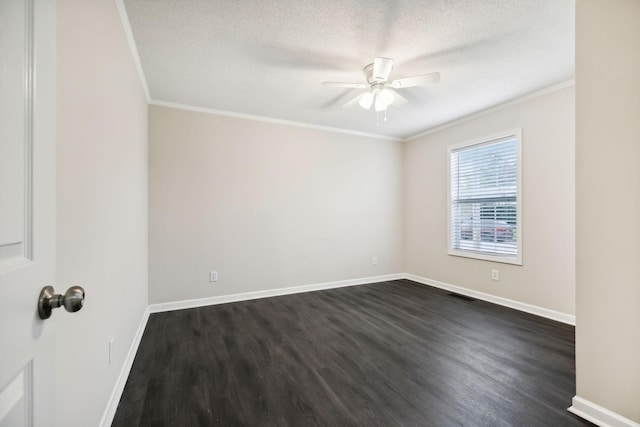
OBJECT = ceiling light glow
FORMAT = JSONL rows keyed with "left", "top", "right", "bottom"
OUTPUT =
{"left": 359, "top": 92, "right": 374, "bottom": 110}
{"left": 374, "top": 89, "right": 394, "bottom": 111}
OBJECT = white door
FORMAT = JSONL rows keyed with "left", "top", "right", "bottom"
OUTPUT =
{"left": 0, "top": 0, "right": 58, "bottom": 426}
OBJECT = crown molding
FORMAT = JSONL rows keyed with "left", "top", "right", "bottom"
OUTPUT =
{"left": 150, "top": 79, "right": 574, "bottom": 143}
{"left": 404, "top": 79, "right": 575, "bottom": 141}
{"left": 149, "top": 100, "right": 403, "bottom": 142}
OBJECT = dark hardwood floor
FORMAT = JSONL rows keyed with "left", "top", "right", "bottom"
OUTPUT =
{"left": 112, "top": 279, "right": 592, "bottom": 426}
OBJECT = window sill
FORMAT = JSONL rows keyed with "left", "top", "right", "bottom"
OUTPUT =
{"left": 448, "top": 249, "right": 522, "bottom": 266}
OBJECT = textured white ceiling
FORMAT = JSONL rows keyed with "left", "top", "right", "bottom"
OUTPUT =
{"left": 123, "top": 0, "right": 575, "bottom": 139}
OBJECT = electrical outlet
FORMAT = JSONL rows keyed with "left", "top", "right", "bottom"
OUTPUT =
{"left": 109, "top": 338, "right": 114, "bottom": 365}
{"left": 209, "top": 271, "right": 218, "bottom": 282}
{"left": 491, "top": 269, "right": 500, "bottom": 281}
{"left": 372, "top": 256, "right": 378, "bottom": 266}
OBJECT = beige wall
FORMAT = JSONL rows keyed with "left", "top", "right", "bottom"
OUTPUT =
{"left": 575, "top": 0, "right": 640, "bottom": 422}
{"left": 404, "top": 86, "right": 575, "bottom": 315}
{"left": 56, "top": 0, "right": 148, "bottom": 426}
{"left": 149, "top": 106, "right": 404, "bottom": 303}
{"left": 53, "top": 0, "right": 640, "bottom": 424}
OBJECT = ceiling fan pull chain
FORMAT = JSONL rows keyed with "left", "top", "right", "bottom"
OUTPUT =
{"left": 384, "top": 109, "right": 387, "bottom": 122}
{"left": 376, "top": 111, "right": 380, "bottom": 126}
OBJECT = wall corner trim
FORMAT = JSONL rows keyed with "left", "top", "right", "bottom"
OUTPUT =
{"left": 148, "top": 273, "right": 405, "bottom": 313}
{"left": 404, "top": 273, "right": 575, "bottom": 325}
{"left": 114, "top": 0, "right": 151, "bottom": 102}
{"left": 568, "top": 396, "right": 640, "bottom": 427}
{"left": 99, "top": 306, "right": 151, "bottom": 427}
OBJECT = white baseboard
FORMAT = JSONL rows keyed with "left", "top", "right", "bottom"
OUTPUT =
{"left": 148, "top": 271, "right": 575, "bottom": 321}
{"left": 101, "top": 272, "right": 577, "bottom": 426}
{"left": 569, "top": 396, "right": 640, "bottom": 427}
{"left": 99, "top": 307, "right": 151, "bottom": 427}
{"left": 404, "top": 273, "right": 575, "bottom": 325}
{"left": 149, "top": 273, "right": 405, "bottom": 313}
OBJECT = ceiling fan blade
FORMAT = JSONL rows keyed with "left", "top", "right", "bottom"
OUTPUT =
{"left": 341, "top": 93, "right": 365, "bottom": 108}
{"left": 390, "top": 89, "right": 408, "bottom": 106}
{"left": 390, "top": 72, "right": 441, "bottom": 89}
{"left": 322, "top": 82, "right": 367, "bottom": 89}
{"left": 373, "top": 57, "right": 394, "bottom": 81}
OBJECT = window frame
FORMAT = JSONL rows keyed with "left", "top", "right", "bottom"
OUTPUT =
{"left": 447, "top": 129, "right": 523, "bottom": 265}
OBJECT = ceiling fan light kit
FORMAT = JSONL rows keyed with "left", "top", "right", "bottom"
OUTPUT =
{"left": 359, "top": 92, "right": 374, "bottom": 109}
{"left": 374, "top": 88, "right": 394, "bottom": 111}
{"left": 322, "top": 57, "right": 441, "bottom": 120}
{"left": 358, "top": 85, "right": 393, "bottom": 111}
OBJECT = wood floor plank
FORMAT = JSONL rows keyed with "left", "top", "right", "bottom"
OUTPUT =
{"left": 112, "top": 280, "right": 593, "bottom": 426}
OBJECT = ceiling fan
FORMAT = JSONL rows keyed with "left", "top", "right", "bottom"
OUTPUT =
{"left": 322, "top": 57, "right": 440, "bottom": 113}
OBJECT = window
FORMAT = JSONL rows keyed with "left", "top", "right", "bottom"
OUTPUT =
{"left": 448, "top": 130, "right": 522, "bottom": 264}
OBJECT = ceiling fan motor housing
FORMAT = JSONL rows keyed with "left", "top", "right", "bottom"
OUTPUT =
{"left": 364, "top": 63, "right": 376, "bottom": 83}
{"left": 370, "top": 83, "right": 385, "bottom": 94}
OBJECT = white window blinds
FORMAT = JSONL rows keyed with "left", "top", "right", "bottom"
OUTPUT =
{"left": 449, "top": 132, "right": 521, "bottom": 263}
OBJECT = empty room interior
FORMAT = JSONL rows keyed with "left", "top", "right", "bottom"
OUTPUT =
{"left": 2, "top": 0, "right": 640, "bottom": 426}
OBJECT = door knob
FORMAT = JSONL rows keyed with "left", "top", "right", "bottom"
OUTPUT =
{"left": 38, "top": 286, "right": 85, "bottom": 319}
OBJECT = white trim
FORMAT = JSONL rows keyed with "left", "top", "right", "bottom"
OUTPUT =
{"left": 114, "top": 0, "right": 150, "bottom": 102}
{"left": 404, "top": 273, "right": 575, "bottom": 325}
{"left": 447, "top": 128, "right": 522, "bottom": 152}
{"left": 100, "top": 272, "right": 577, "bottom": 425}
{"left": 446, "top": 129, "right": 523, "bottom": 265}
{"left": 0, "top": 369, "right": 25, "bottom": 422}
{"left": 148, "top": 273, "right": 575, "bottom": 325}
{"left": 568, "top": 396, "right": 640, "bottom": 427}
{"left": 0, "top": 256, "right": 32, "bottom": 275}
{"left": 99, "top": 307, "right": 151, "bottom": 427}
{"left": 105, "top": 10, "right": 573, "bottom": 145}
{"left": 149, "top": 100, "right": 402, "bottom": 142}
{"left": 149, "top": 273, "right": 405, "bottom": 313}
{"left": 405, "top": 79, "right": 575, "bottom": 141}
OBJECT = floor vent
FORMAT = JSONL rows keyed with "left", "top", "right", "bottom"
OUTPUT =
{"left": 447, "top": 293, "right": 476, "bottom": 302}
